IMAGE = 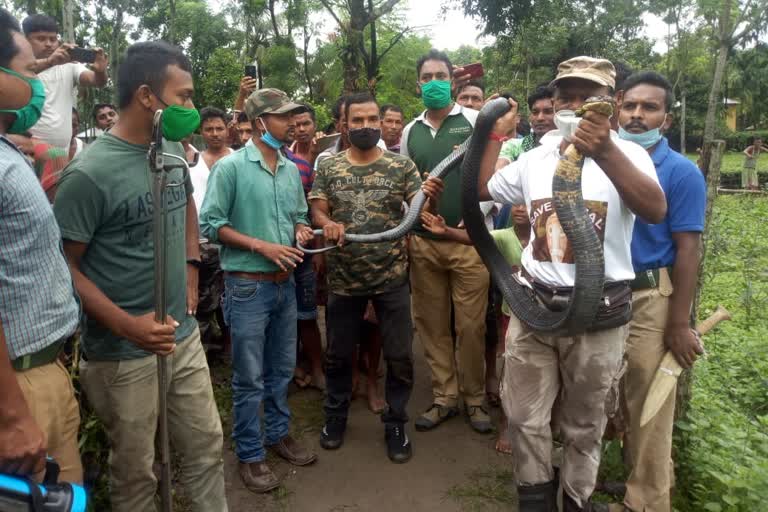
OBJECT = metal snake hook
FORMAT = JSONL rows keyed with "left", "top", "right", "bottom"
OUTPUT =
{"left": 148, "top": 109, "right": 182, "bottom": 512}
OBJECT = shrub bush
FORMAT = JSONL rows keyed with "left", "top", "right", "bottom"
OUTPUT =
{"left": 673, "top": 195, "right": 768, "bottom": 511}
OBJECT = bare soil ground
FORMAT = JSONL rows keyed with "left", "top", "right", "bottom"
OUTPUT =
{"left": 213, "top": 321, "right": 517, "bottom": 512}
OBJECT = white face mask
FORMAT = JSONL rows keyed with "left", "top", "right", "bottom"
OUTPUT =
{"left": 553, "top": 110, "right": 582, "bottom": 140}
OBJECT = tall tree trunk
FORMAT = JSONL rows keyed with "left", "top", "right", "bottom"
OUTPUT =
{"left": 303, "top": 25, "right": 313, "bottom": 102}
{"left": 680, "top": 89, "right": 687, "bottom": 154}
{"left": 168, "top": 0, "right": 177, "bottom": 45}
{"left": 342, "top": 1, "right": 366, "bottom": 93}
{"left": 62, "top": 0, "right": 75, "bottom": 43}
{"left": 525, "top": 59, "right": 531, "bottom": 100}
{"left": 268, "top": 0, "right": 281, "bottom": 41}
{"left": 367, "top": 0, "right": 378, "bottom": 95}
{"left": 110, "top": 9, "right": 123, "bottom": 104}
{"left": 699, "top": 0, "right": 732, "bottom": 175}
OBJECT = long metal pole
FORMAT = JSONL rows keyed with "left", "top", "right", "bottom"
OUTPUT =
{"left": 150, "top": 110, "right": 173, "bottom": 512}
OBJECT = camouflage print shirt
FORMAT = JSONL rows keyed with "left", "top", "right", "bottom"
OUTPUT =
{"left": 309, "top": 149, "right": 422, "bottom": 296}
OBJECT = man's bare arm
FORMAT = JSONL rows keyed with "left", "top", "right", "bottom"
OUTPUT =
{"left": 665, "top": 232, "right": 705, "bottom": 368}
{"left": 592, "top": 143, "right": 666, "bottom": 223}
{"left": 186, "top": 198, "right": 201, "bottom": 261}
{"left": 0, "top": 321, "right": 46, "bottom": 476}
{"left": 310, "top": 198, "right": 345, "bottom": 245}
{"left": 479, "top": 98, "right": 520, "bottom": 201}
{"left": 78, "top": 48, "right": 108, "bottom": 88}
{"left": 62, "top": 241, "right": 176, "bottom": 354}
{"left": 185, "top": 199, "right": 200, "bottom": 315}
{"left": 572, "top": 110, "right": 666, "bottom": 224}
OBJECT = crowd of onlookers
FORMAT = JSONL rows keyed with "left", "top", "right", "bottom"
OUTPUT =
{"left": 2, "top": 7, "right": 711, "bottom": 512}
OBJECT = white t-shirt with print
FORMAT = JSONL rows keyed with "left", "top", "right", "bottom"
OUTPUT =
{"left": 30, "top": 63, "right": 88, "bottom": 150}
{"left": 487, "top": 131, "right": 660, "bottom": 287}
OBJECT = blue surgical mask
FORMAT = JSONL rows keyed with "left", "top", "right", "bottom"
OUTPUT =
{"left": 259, "top": 118, "right": 283, "bottom": 150}
{"left": 618, "top": 126, "right": 663, "bottom": 149}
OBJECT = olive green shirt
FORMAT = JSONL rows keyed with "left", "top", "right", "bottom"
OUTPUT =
{"left": 401, "top": 103, "right": 478, "bottom": 238}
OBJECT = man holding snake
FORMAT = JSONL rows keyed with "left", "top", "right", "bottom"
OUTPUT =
{"left": 474, "top": 57, "right": 667, "bottom": 511}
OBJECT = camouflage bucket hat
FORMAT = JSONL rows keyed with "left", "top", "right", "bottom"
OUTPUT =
{"left": 245, "top": 88, "right": 303, "bottom": 119}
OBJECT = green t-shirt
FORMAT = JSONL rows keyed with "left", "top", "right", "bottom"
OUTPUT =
{"left": 309, "top": 150, "right": 422, "bottom": 296}
{"left": 53, "top": 134, "right": 196, "bottom": 361}
{"left": 490, "top": 228, "right": 524, "bottom": 317}
{"left": 499, "top": 138, "right": 524, "bottom": 162}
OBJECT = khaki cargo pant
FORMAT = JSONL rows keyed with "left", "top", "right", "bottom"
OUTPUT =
{"left": 501, "top": 315, "right": 627, "bottom": 507}
{"left": 16, "top": 359, "right": 83, "bottom": 484}
{"left": 81, "top": 328, "right": 227, "bottom": 512}
{"left": 410, "top": 235, "right": 490, "bottom": 407}
{"left": 620, "top": 269, "right": 675, "bottom": 512}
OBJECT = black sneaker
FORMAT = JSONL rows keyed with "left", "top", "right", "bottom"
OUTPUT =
{"left": 319, "top": 417, "right": 346, "bottom": 450}
{"left": 385, "top": 424, "right": 412, "bottom": 464}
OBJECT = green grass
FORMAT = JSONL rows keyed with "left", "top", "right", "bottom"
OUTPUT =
{"left": 446, "top": 466, "right": 518, "bottom": 511}
{"left": 684, "top": 152, "right": 768, "bottom": 189}
{"left": 672, "top": 195, "right": 768, "bottom": 512}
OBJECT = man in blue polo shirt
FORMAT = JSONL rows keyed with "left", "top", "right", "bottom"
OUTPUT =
{"left": 616, "top": 71, "right": 706, "bottom": 512}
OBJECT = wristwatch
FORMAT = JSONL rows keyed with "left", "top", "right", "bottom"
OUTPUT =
{"left": 186, "top": 259, "right": 202, "bottom": 269}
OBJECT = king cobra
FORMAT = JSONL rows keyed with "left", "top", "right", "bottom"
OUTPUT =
{"left": 461, "top": 97, "right": 614, "bottom": 333}
{"left": 297, "top": 139, "right": 471, "bottom": 254}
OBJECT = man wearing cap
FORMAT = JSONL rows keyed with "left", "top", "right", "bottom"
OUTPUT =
{"left": 474, "top": 57, "right": 667, "bottom": 511}
{"left": 200, "top": 88, "right": 318, "bottom": 493}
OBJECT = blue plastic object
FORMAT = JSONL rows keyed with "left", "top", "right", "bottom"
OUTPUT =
{"left": 0, "top": 459, "right": 87, "bottom": 511}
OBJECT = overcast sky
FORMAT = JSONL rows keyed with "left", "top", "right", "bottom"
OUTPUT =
{"left": 403, "top": 1, "right": 670, "bottom": 53}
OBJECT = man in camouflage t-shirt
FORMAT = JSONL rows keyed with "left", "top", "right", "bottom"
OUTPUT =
{"left": 309, "top": 93, "right": 438, "bottom": 464}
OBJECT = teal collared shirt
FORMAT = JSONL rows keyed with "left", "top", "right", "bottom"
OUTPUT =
{"left": 199, "top": 139, "right": 309, "bottom": 272}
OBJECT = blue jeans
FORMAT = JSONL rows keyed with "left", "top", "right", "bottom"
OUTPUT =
{"left": 223, "top": 275, "right": 297, "bottom": 463}
{"left": 294, "top": 254, "right": 318, "bottom": 321}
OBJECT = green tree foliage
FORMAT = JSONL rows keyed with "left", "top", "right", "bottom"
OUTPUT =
{"left": 455, "top": 0, "right": 661, "bottom": 108}
{"left": 729, "top": 43, "right": 768, "bottom": 130}
{"left": 197, "top": 47, "right": 243, "bottom": 110}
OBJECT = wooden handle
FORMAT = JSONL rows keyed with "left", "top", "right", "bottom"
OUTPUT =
{"left": 695, "top": 305, "right": 732, "bottom": 336}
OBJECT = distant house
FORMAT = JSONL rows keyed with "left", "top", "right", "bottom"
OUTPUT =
{"left": 724, "top": 98, "right": 740, "bottom": 131}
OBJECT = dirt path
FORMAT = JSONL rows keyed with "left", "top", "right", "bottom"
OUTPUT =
{"left": 217, "top": 330, "right": 517, "bottom": 512}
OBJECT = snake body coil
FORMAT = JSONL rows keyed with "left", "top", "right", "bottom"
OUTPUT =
{"left": 298, "top": 139, "right": 471, "bottom": 253}
{"left": 461, "top": 98, "right": 609, "bottom": 333}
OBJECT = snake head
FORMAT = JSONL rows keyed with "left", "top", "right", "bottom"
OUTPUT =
{"left": 574, "top": 96, "right": 616, "bottom": 118}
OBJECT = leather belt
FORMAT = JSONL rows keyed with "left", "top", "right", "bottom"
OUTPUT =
{"left": 228, "top": 270, "right": 292, "bottom": 283}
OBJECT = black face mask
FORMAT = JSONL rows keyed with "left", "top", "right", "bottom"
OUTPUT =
{"left": 348, "top": 127, "right": 381, "bottom": 150}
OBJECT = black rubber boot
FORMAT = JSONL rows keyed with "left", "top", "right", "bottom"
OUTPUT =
{"left": 563, "top": 492, "right": 610, "bottom": 512}
{"left": 517, "top": 480, "right": 557, "bottom": 512}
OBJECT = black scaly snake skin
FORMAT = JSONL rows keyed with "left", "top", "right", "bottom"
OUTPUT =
{"left": 461, "top": 97, "right": 611, "bottom": 334}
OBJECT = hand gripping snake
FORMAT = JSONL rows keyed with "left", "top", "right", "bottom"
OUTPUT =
{"left": 297, "top": 138, "right": 471, "bottom": 254}
{"left": 298, "top": 97, "right": 612, "bottom": 333}
{"left": 461, "top": 97, "right": 614, "bottom": 334}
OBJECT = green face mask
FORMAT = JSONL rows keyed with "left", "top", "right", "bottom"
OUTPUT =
{"left": 0, "top": 66, "right": 46, "bottom": 134}
{"left": 160, "top": 104, "right": 201, "bottom": 142}
{"left": 421, "top": 79, "right": 452, "bottom": 110}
